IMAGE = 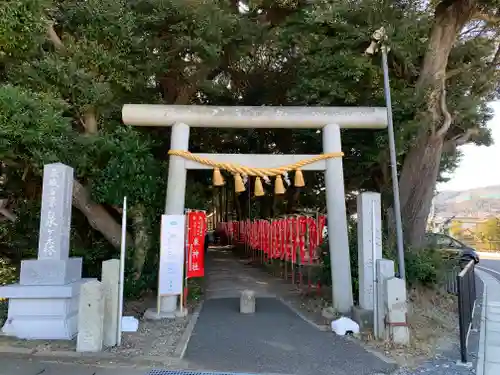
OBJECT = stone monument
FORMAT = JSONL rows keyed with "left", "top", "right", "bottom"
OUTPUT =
{"left": 0, "top": 163, "right": 90, "bottom": 339}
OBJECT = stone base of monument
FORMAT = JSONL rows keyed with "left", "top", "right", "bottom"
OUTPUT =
{"left": 351, "top": 306, "right": 374, "bottom": 333}
{"left": 19, "top": 258, "right": 83, "bottom": 286}
{"left": 0, "top": 279, "right": 94, "bottom": 340}
{"left": 143, "top": 307, "right": 188, "bottom": 320}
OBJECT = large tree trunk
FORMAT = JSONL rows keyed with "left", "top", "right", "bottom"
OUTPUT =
{"left": 72, "top": 179, "right": 132, "bottom": 248}
{"left": 398, "top": 135, "right": 444, "bottom": 247}
{"left": 397, "top": 0, "right": 477, "bottom": 248}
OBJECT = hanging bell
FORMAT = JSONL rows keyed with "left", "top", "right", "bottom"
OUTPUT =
{"left": 212, "top": 168, "right": 225, "bottom": 186}
{"left": 254, "top": 177, "right": 265, "bottom": 197}
{"left": 274, "top": 175, "right": 286, "bottom": 195}
{"left": 294, "top": 169, "right": 305, "bottom": 187}
{"left": 234, "top": 173, "right": 246, "bottom": 193}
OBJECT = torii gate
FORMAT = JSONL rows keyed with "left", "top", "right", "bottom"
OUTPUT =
{"left": 122, "top": 105, "right": 388, "bottom": 315}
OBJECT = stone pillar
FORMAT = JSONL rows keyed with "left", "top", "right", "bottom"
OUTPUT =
{"left": 322, "top": 124, "right": 353, "bottom": 313}
{"left": 161, "top": 122, "right": 190, "bottom": 315}
{"left": 102, "top": 259, "right": 120, "bottom": 347}
{"left": 77, "top": 280, "right": 105, "bottom": 352}
{"left": 357, "top": 192, "right": 382, "bottom": 310}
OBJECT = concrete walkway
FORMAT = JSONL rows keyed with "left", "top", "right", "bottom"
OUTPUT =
{"left": 476, "top": 269, "right": 500, "bottom": 375}
{"left": 184, "top": 247, "right": 397, "bottom": 375}
{"left": 204, "top": 247, "right": 275, "bottom": 299}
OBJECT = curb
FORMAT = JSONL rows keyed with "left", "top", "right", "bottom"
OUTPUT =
{"left": 173, "top": 301, "right": 204, "bottom": 359}
{"left": 276, "top": 296, "right": 330, "bottom": 332}
{"left": 476, "top": 271, "right": 488, "bottom": 375}
{"left": 0, "top": 346, "right": 183, "bottom": 368}
{"left": 0, "top": 346, "right": 34, "bottom": 355}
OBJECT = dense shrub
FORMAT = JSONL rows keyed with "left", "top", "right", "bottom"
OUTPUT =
{"left": 317, "top": 222, "right": 451, "bottom": 299}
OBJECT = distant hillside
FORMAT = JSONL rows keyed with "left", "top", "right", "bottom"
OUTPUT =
{"left": 434, "top": 185, "right": 500, "bottom": 218}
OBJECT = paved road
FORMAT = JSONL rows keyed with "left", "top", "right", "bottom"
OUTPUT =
{"left": 478, "top": 256, "right": 500, "bottom": 277}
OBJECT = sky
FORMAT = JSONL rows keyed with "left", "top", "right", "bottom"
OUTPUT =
{"left": 438, "top": 101, "right": 500, "bottom": 192}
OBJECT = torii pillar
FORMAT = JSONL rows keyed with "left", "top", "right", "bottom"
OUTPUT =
{"left": 122, "top": 105, "right": 388, "bottom": 315}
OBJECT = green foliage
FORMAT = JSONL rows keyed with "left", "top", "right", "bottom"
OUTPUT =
{"left": 403, "top": 248, "right": 454, "bottom": 287}
{"left": 317, "top": 220, "right": 450, "bottom": 294}
{"left": 0, "top": 0, "right": 50, "bottom": 60}
{"left": 0, "top": 258, "right": 16, "bottom": 325}
{"left": 1, "top": 0, "right": 499, "bottom": 299}
{"left": 0, "top": 300, "right": 6, "bottom": 326}
{"left": 90, "top": 127, "right": 165, "bottom": 207}
{"left": 317, "top": 220, "right": 360, "bottom": 301}
{"left": 0, "top": 85, "right": 74, "bottom": 170}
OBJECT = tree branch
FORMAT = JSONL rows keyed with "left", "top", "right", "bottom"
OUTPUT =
{"left": 436, "top": 88, "right": 453, "bottom": 137}
{"left": 47, "top": 21, "right": 65, "bottom": 50}
{"left": 451, "top": 127, "right": 479, "bottom": 146}
{"left": 0, "top": 199, "right": 16, "bottom": 222}
{"left": 82, "top": 108, "right": 98, "bottom": 134}
{"left": 446, "top": 64, "right": 472, "bottom": 80}
{"left": 72, "top": 179, "right": 132, "bottom": 248}
{"left": 473, "top": 11, "right": 500, "bottom": 25}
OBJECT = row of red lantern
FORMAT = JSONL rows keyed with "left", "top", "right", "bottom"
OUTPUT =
{"left": 219, "top": 216, "right": 327, "bottom": 264}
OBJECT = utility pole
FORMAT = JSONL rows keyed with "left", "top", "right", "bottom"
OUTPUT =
{"left": 365, "top": 27, "right": 406, "bottom": 280}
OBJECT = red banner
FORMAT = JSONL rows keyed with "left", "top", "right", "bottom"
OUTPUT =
{"left": 186, "top": 211, "right": 206, "bottom": 278}
{"left": 218, "top": 215, "right": 325, "bottom": 266}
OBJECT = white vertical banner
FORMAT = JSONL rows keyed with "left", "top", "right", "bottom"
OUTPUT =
{"left": 159, "top": 214, "right": 186, "bottom": 295}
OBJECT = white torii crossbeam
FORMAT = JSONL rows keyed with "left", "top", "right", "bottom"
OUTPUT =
{"left": 122, "top": 104, "right": 387, "bottom": 129}
{"left": 122, "top": 104, "right": 388, "bottom": 316}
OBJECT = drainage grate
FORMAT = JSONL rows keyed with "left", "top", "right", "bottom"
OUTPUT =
{"left": 146, "top": 370, "right": 258, "bottom": 375}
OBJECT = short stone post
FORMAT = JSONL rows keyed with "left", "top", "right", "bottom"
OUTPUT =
{"left": 240, "top": 290, "right": 256, "bottom": 314}
{"left": 102, "top": 259, "right": 120, "bottom": 347}
{"left": 77, "top": 280, "right": 105, "bottom": 352}
{"left": 384, "top": 277, "right": 410, "bottom": 345}
{"left": 376, "top": 259, "right": 395, "bottom": 340}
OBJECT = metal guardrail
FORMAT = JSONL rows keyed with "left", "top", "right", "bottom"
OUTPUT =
{"left": 444, "top": 266, "right": 460, "bottom": 295}
{"left": 457, "top": 260, "right": 477, "bottom": 363}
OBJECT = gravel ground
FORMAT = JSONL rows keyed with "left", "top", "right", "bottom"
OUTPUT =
{"left": 392, "top": 358, "right": 475, "bottom": 375}
{"left": 388, "top": 276, "right": 483, "bottom": 375}
{"left": 106, "top": 316, "right": 189, "bottom": 358}
{"left": 0, "top": 293, "right": 200, "bottom": 360}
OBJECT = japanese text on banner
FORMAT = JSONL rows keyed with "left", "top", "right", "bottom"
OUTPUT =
{"left": 186, "top": 211, "right": 206, "bottom": 278}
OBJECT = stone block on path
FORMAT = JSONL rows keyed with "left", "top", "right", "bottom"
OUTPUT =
{"left": 240, "top": 289, "right": 255, "bottom": 314}
{"left": 77, "top": 280, "right": 105, "bottom": 352}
